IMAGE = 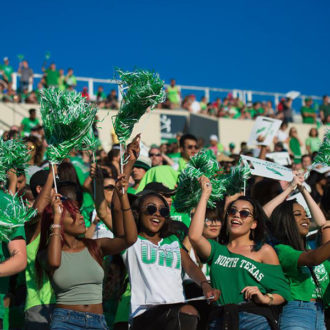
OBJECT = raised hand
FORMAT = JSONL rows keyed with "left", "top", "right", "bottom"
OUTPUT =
{"left": 199, "top": 175, "right": 212, "bottom": 197}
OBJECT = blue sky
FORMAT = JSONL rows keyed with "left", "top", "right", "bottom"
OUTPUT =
{"left": 3, "top": 0, "right": 330, "bottom": 97}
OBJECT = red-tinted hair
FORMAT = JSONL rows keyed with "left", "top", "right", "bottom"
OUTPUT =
{"left": 35, "top": 199, "right": 102, "bottom": 288}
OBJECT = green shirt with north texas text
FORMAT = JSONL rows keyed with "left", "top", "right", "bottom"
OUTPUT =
{"left": 207, "top": 240, "right": 291, "bottom": 305}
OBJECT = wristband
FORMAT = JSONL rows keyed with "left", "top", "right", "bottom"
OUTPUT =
{"left": 51, "top": 224, "right": 61, "bottom": 230}
{"left": 49, "top": 233, "right": 62, "bottom": 240}
{"left": 122, "top": 207, "right": 131, "bottom": 212}
{"left": 265, "top": 293, "right": 274, "bottom": 305}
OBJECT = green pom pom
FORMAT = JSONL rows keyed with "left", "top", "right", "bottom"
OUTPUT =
{"left": 222, "top": 161, "right": 251, "bottom": 196}
{"left": 174, "top": 149, "right": 227, "bottom": 213}
{"left": 112, "top": 69, "right": 166, "bottom": 144}
{"left": 0, "top": 193, "right": 37, "bottom": 242}
{"left": 76, "top": 128, "right": 100, "bottom": 152}
{"left": 40, "top": 88, "right": 97, "bottom": 163}
{"left": 0, "top": 138, "right": 31, "bottom": 182}
{"left": 313, "top": 129, "right": 330, "bottom": 167}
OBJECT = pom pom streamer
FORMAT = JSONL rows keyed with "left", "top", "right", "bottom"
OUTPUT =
{"left": 76, "top": 127, "right": 100, "bottom": 152}
{"left": 0, "top": 193, "right": 37, "bottom": 242}
{"left": 174, "top": 150, "right": 227, "bottom": 213}
{"left": 174, "top": 150, "right": 252, "bottom": 213}
{"left": 112, "top": 69, "right": 166, "bottom": 144}
{"left": 40, "top": 88, "right": 97, "bottom": 164}
{"left": 0, "top": 138, "right": 31, "bottom": 182}
{"left": 313, "top": 129, "right": 330, "bottom": 167}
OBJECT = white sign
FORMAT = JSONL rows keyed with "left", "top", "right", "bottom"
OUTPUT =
{"left": 248, "top": 116, "right": 282, "bottom": 147}
{"left": 266, "top": 152, "right": 291, "bottom": 166}
{"left": 241, "top": 155, "right": 293, "bottom": 181}
{"left": 287, "top": 193, "right": 311, "bottom": 218}
{"left": 285, "top": 91, "right": 300, "bottom": 100}
{"left": 311, "top": 165, "right": 330, "bottom": 174}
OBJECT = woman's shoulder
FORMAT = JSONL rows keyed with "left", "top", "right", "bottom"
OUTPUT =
{"left": 258, "top": 243, "right": 280, "bottom": 265}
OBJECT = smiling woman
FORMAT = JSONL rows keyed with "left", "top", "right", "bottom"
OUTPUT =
{"left": 123, "top": 192, "right": 220, "bottom": 330}
{"left": 189, "top": 176, "right": 291, "bottom": 330}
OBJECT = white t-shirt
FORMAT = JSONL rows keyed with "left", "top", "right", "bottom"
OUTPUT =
{"left": 122, "top": 235, "right": 185, "bottom": 318}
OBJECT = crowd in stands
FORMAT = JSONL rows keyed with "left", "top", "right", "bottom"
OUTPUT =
{"left": 1, "top": 57, "right": 330, "bottom": 125}
{"left": 0, "top": 97, "right": 329, "bottom": 329}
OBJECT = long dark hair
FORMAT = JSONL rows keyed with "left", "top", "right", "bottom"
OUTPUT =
{"left": 132, "top": 192, "right": 181, "bottom": 239}
{"left": 219, "top": 196, "right": 268, "bottom": 251}
{"left": 269, "top": 200, "right": 305, "bottom": 251}
{"left": 35, "top": 199, "right": 102, "bottom": 288}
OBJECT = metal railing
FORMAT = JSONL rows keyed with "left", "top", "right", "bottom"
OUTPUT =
{"left": 11, "top": 72, "right": 323, "bottom": 108}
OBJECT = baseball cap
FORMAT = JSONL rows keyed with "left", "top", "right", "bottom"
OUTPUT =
{"left": 133, "top": 156, "right": 151, "bottom": 171}
{"left": 137, "top": 182, "right": 176, "bottom": 197}
{"left": 209, "top": 134, "right": 218, "bottom": 142}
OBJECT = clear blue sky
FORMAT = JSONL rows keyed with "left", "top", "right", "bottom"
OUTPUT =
{"left": 3, "top": 0, "right": 330, "bottom": 96}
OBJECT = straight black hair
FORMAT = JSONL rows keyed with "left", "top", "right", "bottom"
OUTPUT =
{"left": 269, "top": 200, "right": 305, "bottom": 251}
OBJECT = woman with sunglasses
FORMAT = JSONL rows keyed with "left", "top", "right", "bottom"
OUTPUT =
{"left": 36, "top": 175, "right": 137, "bottom": 329}
{"left": 189, "top": 176, "right": 291, "bottom": 330}
{"left": 267, "top": 175, "right": 330, "bottom": 330}
{"left": 123, "top": 191, "right": 220, "bottom": 330}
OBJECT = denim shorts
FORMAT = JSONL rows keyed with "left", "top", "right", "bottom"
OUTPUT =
{"left": 50, "top": 308, "right": 108, "bottom": 329}
{"left": 209, "top": 311, "right": 271, "bottom": 330}
{"left": 280, "top": 301, "right": 326, "bottom": 330}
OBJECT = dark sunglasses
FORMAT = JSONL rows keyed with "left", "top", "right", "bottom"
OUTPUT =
{"left": 104, "top": 184, "right": 115, "bottom": 191}
{"left": 149, "top": 153, "right": 161, "bottom": 157}
{"left": 145, "top": 204, "right": 170, "bottom": 217}
{"left": 227, "top": 207, "right": 253, "bottom": 219}
{"left": 187, "top": 145, "right": 198, "bottom": 150}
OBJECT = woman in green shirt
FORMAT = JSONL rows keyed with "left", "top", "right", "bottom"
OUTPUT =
{"left": 306, "top": 128, "right": 322, "bottom": 155}
{"left": 189, "top": 177, "right": 290, "bottom": 330}
{"left": 288, "top": 127, "right": 303, "bottom": 163}
{"left": 267, "top": 174, "right": 330, "bottom": 330}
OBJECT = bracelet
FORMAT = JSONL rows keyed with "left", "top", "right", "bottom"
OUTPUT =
{"left": 265, "top": 293, "right": 274, "bottom": 306}
{"left": 49, "top": 233, "right": 63, "bottom": 240}
{"left": 50, "top": 224, "right": 61, "bottom": 230}
{"left": 122, "top": 207, "right": 131, "bottom": 212}
{"left": 200, "top": 280, "right": 210, "bottom": 287}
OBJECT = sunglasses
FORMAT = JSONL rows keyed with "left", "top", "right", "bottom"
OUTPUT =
{"left": 187, "top": 145, "right": 198, "bottom": 150}
{"left": 227, "top": 207, "right": 253, "bottom": 219}
{"left": 144, "top": 204, "right": 170, "bottom": 217}
{"left": 104, "top": 184, "right": 115, "bottom": 191}
{"left": 149, "top": 153, "right": 161, "bottom": 157}
{"left": 205, "top": 218, "right": 221, "bottom": 225}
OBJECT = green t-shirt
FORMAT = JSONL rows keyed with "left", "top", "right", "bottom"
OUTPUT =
{"left": 167, "top": 152, "right": 181, "bottom": 165}
{"left": 177, "top": 157, "right": 188, "bottom": 174}
{"left": 21, "top": 117, "right": 40, "bottom": 135}
{"left": 170, "top": 205, "right": 191, "bottom": 228}
{"left": 135, "top": 165, "right": 178, "bottom": 193}
{"left": 0, "top": 225, "right": 26, "bottom": 320}
{"left": 25, "top": 234, "right": 55, "bottom": 311}
{"left": 275, "top": 244, "right": 330, "bottom": 307}
{"left": 127, "top": 187, "right": 137, "bottom": 195}
{"left": 45, "top": 69, "right": 60, "bottom": 87}
{"left": 207, "top": 240, "right": 291, "bottom": 305}
{"left": 305, "top": 137, "right": 321, "bottom": 153}
{"left": 301, "top": 106, "right": 316, "bottom": 124}
{"left": 1, "top": 65, "right": 13, "bottom": 82}
{"left": 289, "top": 137, "right": 301, "bottom": 158}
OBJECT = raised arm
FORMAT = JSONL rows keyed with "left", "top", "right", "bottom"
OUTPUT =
{"left": 298, "top": 184, "right": 326, "bottom": 227}
{"left": 47, "top": 195, "right": 63, "bottom": 270}
{"left": 188, "top": 176, "right": 212, "bottom": 260}
{"left": 98, "top": 176, "right": 137, "bottom": 255}
{"left": 263, "top": 173, "right": 303, "bottom": 217}
{"left": 0, "top": 238, "right": 27, "bottom": 277}
{"left": 123, "top": 134, "right": 140, "bottom": 182}
{"left": 298, "top": 240, "right": 330, "bottom": 267}
{"left": 7, "top": 169, "right": 18, "bottom": 195}
{"left": 33, "top": 164, "right": 55, "bottom": 215}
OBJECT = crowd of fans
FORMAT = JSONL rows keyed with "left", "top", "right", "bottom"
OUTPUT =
{"left": 1, "top": 57, "right": 330, "bottom": 125}
{"left": 0, "top": 98, "right": 329, "bottom": 330}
